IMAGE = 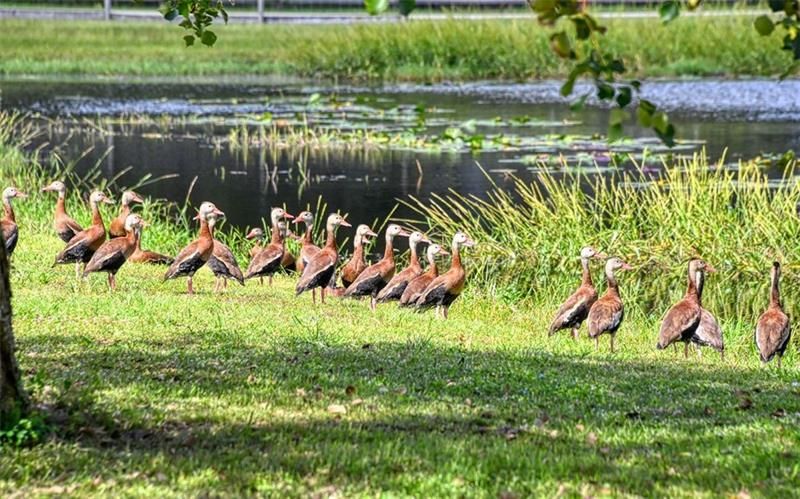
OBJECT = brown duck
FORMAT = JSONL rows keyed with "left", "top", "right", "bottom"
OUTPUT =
{"left": 163, "top": 201, "right": 224, "bottom": 294}
{"left": 755, "top": 261, "right": 791, "bottom": 368}
{"left": 42, "top": 181, "right": 82, "bottom": 243}
{"left": 376, "top": 230, "right": 431, "bottom": 304}
{"left": 657, "top": 259, "right": 716, "bottom": 357}
{"left": 55, "top": 191, "right": 113, "bottom": 275}
{"left": 587, "top": 257, "right": 632, "bottom": 353}
{"left": 399, "top": 243, "right": 448, "bottom": 307}
{"left": 294, "top": 210, "right": 320, "bottom": 275}
{"left": 244, "top": 207, "right": 294, "bottom": 285}
{"left": 295, "top": 213, "right": 351, "bottom": 304}
{"left": 82, "top": 214, "right": 144, "bottom": 291}
{"left": 206, "top": 212, "right": 245, "bottom": 291}
{"left": 415, "top": 231, "right": 476, "bottom": 319}
{"left": 549, "top": 246, "right": 606, "bottom": 339}
{"left": 340, "top": 223, "right": 378, "bottom": 288}
{"left": 1, "top": 187, "right": 27, "bottom": 257}
{"left": 343, "top": 224, "right": 410, "bottom": 311}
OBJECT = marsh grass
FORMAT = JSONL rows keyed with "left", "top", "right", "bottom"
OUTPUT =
{"left": 1, "top": 114, "right": 799, "bottom": 496}
{"left": 0, "top": 16, "right": 791, "bottom": 80}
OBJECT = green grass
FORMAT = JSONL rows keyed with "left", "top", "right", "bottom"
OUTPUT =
{"left": 0, "top": 116, "right": 799, "bottom": 496}
{"left": 0, "top": 15, "right": 793, "bottom": 81}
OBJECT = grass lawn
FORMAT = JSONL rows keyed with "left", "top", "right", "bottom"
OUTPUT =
{"left": 0, "top": 16, "right": 792, "bottom": 81}
{"left": 1, "top": 223, "right": 799, "bottom": 496}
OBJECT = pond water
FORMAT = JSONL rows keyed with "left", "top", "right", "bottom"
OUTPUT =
{"left": 1, "top": 77, "right": 799, "bottom": 231}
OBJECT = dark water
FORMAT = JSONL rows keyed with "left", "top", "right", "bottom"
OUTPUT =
{"left": 1, "top": 77, "right": 799, "bottom": 230}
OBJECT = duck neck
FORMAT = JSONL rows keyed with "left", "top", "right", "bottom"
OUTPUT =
{"left": 90, "top": 199, "right": 104, "bottom": 227}
{"left": 270, "top": 217, "right": 282, "bottom": 246}
{"left": 119, "top": 203, "right": 131, "bottom": 221}
{"left": 55, "top": 194, "right": 67, "bottom": 217}
{"left": 126, "top": 227, "right": 138, "bottom": 245}
{"left": 451, "top": 240, "right": 462, "bottom": 269}
{"left": 352, "top": 234, "right": 364, "bottom": 260}
{"left": 409, "top": 240, "right": 421, "bottom": 269}
{"left": 605, "top": 267, "right": 619, "bottom": 295}
{"left": 199, "top": 217, "right": 212, "bottom": 241}
{"left": 685, "top": 264, "right": 700, "bottom": 303}
{"left": 303, "top": 222, "right": 313, "bottom": 245}
{"left": 426, "top": 253, "right": 439, "bottom": 277}
{"left": 770, "top": 268, "right": 781, "bottom": 308}
{"left": 580, "top": 256, "right": 592, "bottom": 286}
{"left": 325, "top": 224, "right": 338, "bottom": 251}
{"left": 2, "top": 197, "right": 14, "bottom": 223}
{"left": 383, "top": 234, "right": 395, "bottom": 261}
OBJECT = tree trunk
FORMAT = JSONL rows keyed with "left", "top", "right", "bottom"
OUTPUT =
{"left": 0, "top": 230, "right": 27, "bottom": 423}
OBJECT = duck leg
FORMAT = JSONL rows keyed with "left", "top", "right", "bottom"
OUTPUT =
{"left": 778, "top": 356, "right": 782, "bottom": 369}
{"left": 259, "top": 276, "right": 263, "bottom": 286}
{"left": 610, "top": 334, "right": 615, "bottom": 353}
{"left": 572, "top": 327, "right": 579, "bottom": 340}
{"left": 75, "top": 262, "right": 81, "bottom": 280}
{"left": 683, "top": 342, "right": 689, "bottom": 359}
{"left": 110, "top": 274, "right": 117, "bottom": 292}
{"left": 370, "top": 296, "right": 376, "bottom": 312}
{"left": 594, "top": 337, "right": 599, "bottom": 351}
{"left": 269, "top": 275, "right": 273, "bottom": 286}
{"left": 321, "top": 287, "right": 326, "bottom": 304}
{"left": 187, "top": 276, "right": 194, "bottom": 295}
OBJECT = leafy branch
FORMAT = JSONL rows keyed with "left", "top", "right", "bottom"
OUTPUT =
{"left": 157, "top": 0, "right": 229, "bottom": 46}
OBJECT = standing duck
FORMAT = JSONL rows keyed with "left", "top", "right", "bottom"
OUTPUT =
{"left": 108, "top": 191, "right": 144, "bottom": 238}
{"left": 343, "top": 224, "right": 410, "bottom": 311}
{"left": 1, "top": 187, "right": 27, "bottom": 257}
{"left": 163, "top": 201, "right": 224, "bottom": 295}
{"left": 657, "top": 259, "right": 716, "bottom": 357}
{"left": 244, "top": 207, "right": 294, "bottom": 285}
{"left": 206, "top": 213, "right": 245, "bottom": 291}
{"left": 42, "top": 181, "right": 83, "bottom": 243}
{"left": 587, "top": 257, "right": 633, "bottom": 353}
{"left": 376, "top": 231, "right": 431, "bottom": 304}
{"left": 400, "top": 243, "right": 448, "bottom": 307}
{"left": 278, "top": 221, "right": 298, "bottom": 273}
{"left": 55, "top": 191, "right": 113, "bottom": 275}
{"left": 294, "top": 211, "right": 320, "bottom": 275}
{"left": 340, "top": 224, "right": 378, "bottom": 288}
{"left": 295, "top": 213, "right": 351, "bottom": 304}
{"left": 246, "top": 227, "right": 266, "bottom": 259}
{"left": 691, "top": 262, "right": 724, "bottom": 359}
{"left": 415, "top": 231, "right": 476, "bottom": 319}
{"left": 82, "top": 214, "right": 144, "bottom": 291}
{"left": 548, "top": 246, "right": 606, "bottom": 339}
{"left": 755, "top": 261, "right": 791, "bottom": 368}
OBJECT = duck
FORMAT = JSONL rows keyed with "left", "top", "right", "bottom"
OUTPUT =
{"left": 108, "top": 191, "right": 144, "bottom": 238}
{"left": 206, "top": 213, "right": 245, "bottom": 292}
{"left": 548, "top": 246, "right": 606, "bottom": 339}
{"left": 755, "top": 261, "right": 791, "bottom": 368}
{"left": 163, "top": 201, "right": 224, "bottom": 295}
{"left": 376, "top": 230, "right": 431, "bottom": 304}
{"left": 399, "top": 243, "right": 448, "bottom": 307}
{"left": 294, "top": 211, "right": 320, "bottom": 275}
{"left": 414, "top": 231, "right": 476, "bottom": 319}
{"left": 690, "top": 261, "right": 724, "bottom": 359}
{"left": 1, "top": 187, "right": 27, "bottom": 258}
{"left": 587, "top": 257, "right": 633, "bottom": 353}
{"left": 244, "top": 207, "right": 294, "bottom": 285}
{"left": 41, "top": 181, "right": 83, "bottom": 243}
{"left": 82, "top": 214, "right": 144, "bottom": 291}
{"left": 657, "top": 259, "right": 716, "bottom": 357}
{"left": 128, "top": 224, "right": 174, "bottom": 266}
{"left": 54, "top": 191, "right": 113, "bottom": 275}
{"left": 340, "top": 224, "right": 378, "bottom": 288}
{"left": 246, "top": 227, "right": 266, "bottom": 259}
{"left": 343, "top": 224, "right": 410, "bottom": 311}
{"left": 295, "top": 213, "right": 351, "bottom": 304}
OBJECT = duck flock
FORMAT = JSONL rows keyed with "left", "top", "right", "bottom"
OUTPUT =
{"left": 0, "top": 184, "right": 793, "bottom": 367}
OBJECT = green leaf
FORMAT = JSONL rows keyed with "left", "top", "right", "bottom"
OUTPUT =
{"left": 200, "top": 30, "right": 217, "bottom": 47}
{"left": 364, "top": 0, "right": 390, "bottom": 16}
{"left": 183, "top": 34, "right": 195, "bottom": 47}
{"left": 754, "top": 15, "right": 775, "bottom": 36}
{"left": 659, "top": 0, "right": 680, "bottom": 24}
{"left": 549, "top": 31, "right": 573, "bottom": 59}
{"left": 609, "top": 108, "right": 628, "bottom": 126}
{"left": 655, "top": 123, "right": 676, "bottom": 147}
{"left": 768, "top": 0, "right": 785, "bottom": 12}
{"left": 399, "top": 0, "right": 416, "bottom": 17}
{"left": 572, "top": 18, "right": 591, "bottom": 40}
{"left": 637, "top": 101, "right": 655, "bottom": 127}
{"left": 608, "top": 122, "right": 624, "bottom": 142}
{"left": 308, "top": 93, "right": 322, "bottom": 106}
{"left": 616, "top": 86, "right": 632, "bottom": 108}
{"left": 597, "top": 83, "right": 614, "bottom": 101}
{"left": 569, "top": 93, "right": 589, "bottom": 112}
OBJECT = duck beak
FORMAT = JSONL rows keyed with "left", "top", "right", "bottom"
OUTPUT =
{"left": 464, "top": 238, "right": 477, "bottom": 248}
{"left": 131, "top": 193, "right": 144, "bottom": 204}
{"left": 16, "top": 191, "right": 28, "bottom": 199}
{"left": 621, "top": 262, "right": 633, "bottom": 271}
{"left": 365, "top": 229, "right": 378, "bottom": 238}
{"left": 102, "top": 197, "right": 114, "bottom": 205}
{"left": 398, "top": 229, "right": 412, "bottom": 238}
{"left": 245, "top": 229, "right": 259, "bottom": 240}
{"left": 339, "top": 219, "right": 352, "bottom": 228}
{"left": 705, "top": 264, "right": 717, "bottom": 273}
{"left": 421, "top": 235, "right": 432, "bottom": 244}
{"left": 192, "top": 213, "right": 201, "bottom": 221}
{"left": 593, "top": 251, "right": 608, "bottom": 259}
{"left": 41, "top": 185, "right": 52, "bottom": 192}
{"left": 438, "top": 248, "right": 450, "bottom": 256}
{"left": 283, "top": 212, "right": 295, "bottom": 220}
{"left": 213, "top": 208, "right": 226, "bottom": 218}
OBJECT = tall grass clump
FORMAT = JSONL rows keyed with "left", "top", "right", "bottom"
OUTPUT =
{"left": 0, "top": 16, "right": 791, "bottom": 80}
{"left": 409, "top": 156, "right": 800, "bottom": 322}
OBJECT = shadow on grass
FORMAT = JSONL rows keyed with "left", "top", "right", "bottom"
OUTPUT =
{"left": 19, "top": 332, "right": 800, "bottom": 496}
